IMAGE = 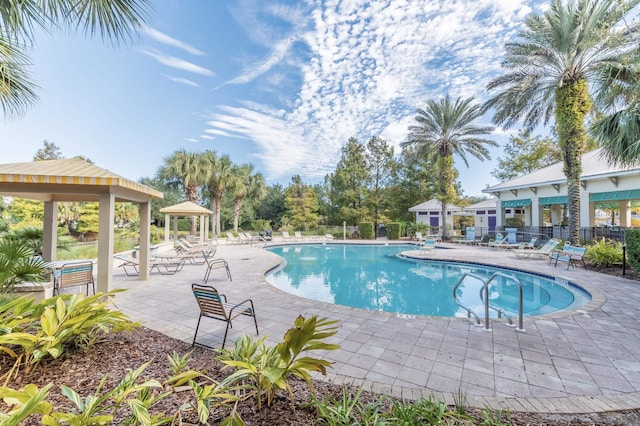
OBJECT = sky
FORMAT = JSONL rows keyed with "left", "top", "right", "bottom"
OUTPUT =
{"left": 0, "top": 0, "right": 549, "bottom": 198}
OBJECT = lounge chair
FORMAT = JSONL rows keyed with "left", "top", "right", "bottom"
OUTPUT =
{"left": 488, "top": 233, "right": 509, "bottom": 248}
{"left": 514, "top": 238, "right": 561, "bottom": 258}
{"left": 281, "top": 231, "right": 292, "bottom": 241}
{"left": 115, "top": 255, "right": 185, "bottom": 276}
{"left": 419, "top": 238, "right": 436, "bottom": 253}
{"left": 324, "top": 234, "right": 335, "bottom": 241}
{"left": 415, "top": 232, "right": 424, "bottom": 241}
{"left": 242, "top": 232, "right": 265, "bottom": 246}
{"left": 225, "top": 232, "right": 242, "bottom": 245}
{"left": 191, "top": 283, "right": 258, "bottom": 349}
{"left": 294, "top": 231, "right": 304, "bottom": 241}
{"left": 549, "top": 245, "right": 587, "bottom": 269}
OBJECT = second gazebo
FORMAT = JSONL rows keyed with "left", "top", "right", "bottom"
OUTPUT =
{"left": 160, "top": 201, "right": 213, "bottom": 243}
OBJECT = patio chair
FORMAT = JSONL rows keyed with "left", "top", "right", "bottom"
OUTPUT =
{"left": 191, "top": 283, "right": 258, "bottom": 349}
{"left": 415, "top": 232, "right": 424, "bottom": 241}
{"left": 549, "top": 245, "right": 587, "bottom": 269}
{"left": 419, "top": 238, "right": 436, "bottom": 253}
{"left": 488, "top": 233, "right": 510, "bottom": 248}
{"left": 203, "top": 255, "right": 232, "bottom": 283}
{"left": 53, "top": 261, "right": 95, "bottom": 296}
{"left": 115, "top": 255, "right": 184, "bottom": 276}
{"left": 225, "top": 232, "right": 242, "bottom": 245}
{"left": 294, "top": 231, "right": 304, "bottom": 241}
{"left": 281, "top": 231, "right": 292, "bottom": 241}
{"left": 325, "top": 234, "right": 335, "bottom": 241}
{"left": 242, "top": 232, "right": 265, "bottom": 246}
{"left": 514, "top": 238, "right": 561, "bottom": 258}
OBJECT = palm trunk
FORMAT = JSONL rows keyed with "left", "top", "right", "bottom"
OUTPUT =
{"left": 556, "top": 80, "right": 591, "bottom": 245}
{"left": 438, "top": 155, "right": 455, "bottom": 240}
{"left": 209, "top": 199, "right": 217, "bottom": 235}
{"left": 233, "top": 198, "right": 243, "bottom": 232}
{"left": 215, "top": 196, "right": 222, "bottom": 235}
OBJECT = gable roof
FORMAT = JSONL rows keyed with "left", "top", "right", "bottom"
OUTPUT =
{"left": 464, "top": 198, "right": 498, "bottom": 210}
{"left": 483, "top": 148, "right": 640, "bottom": 193}
{"left": 160, "top": 201, "right": 213, "bottom": 215}
{"left": 409, "top": 198, "right": 461, "bottom": 212}
{"left": 0, "top": 158, "right": 163, "bottom": 202}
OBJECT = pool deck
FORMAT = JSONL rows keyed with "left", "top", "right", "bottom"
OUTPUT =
{"left": 111, "top": 240, "right": 640, "bottom": 414}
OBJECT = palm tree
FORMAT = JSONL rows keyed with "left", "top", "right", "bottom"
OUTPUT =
{"left": 159, "top": 150, "right": 208, "bottom": 235}
{"left": 203, "top": 151, "right": 234, "bottom": 236}
{"left": 228, "top": 164, "right": 266, "bottom": 232}
{"left": 485, "top": 0, "right": 639, "bottom": 244}
{"left": 591, "top": 54, "right": 640, "bottom": 165}
{"left": 1, "top": 0, "right": 150, "bottom": 119}
{"left": 401, "top": 96, "right": 495, "bottom": 239}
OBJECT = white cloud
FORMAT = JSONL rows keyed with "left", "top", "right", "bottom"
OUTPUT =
{"left": 200, "top": 134, "right": 214, "bottom": 140}
{"left": 206, "top": 0, "right": 544, "bottom": 186}
{"left": 162, "top": 75, "right": 200, "bottom": 87}
{"left": 144, "top": 27, "right": 206, "bottom": 56}
{"left": 141, "top": 48, "right": 214, "bottom": 76}
{"left": 183, "top": 138, "right": 199, "bottom": 143}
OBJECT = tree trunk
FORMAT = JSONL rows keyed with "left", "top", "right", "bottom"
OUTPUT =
{"left": 438, "top": 155, "right": 455, "bottom": 240}
{"left": 233, "top": 198, "right": 243, "bottom": 233}
{"left": 209, "top": 199, "right": 217, "bottom": 235}
{"left": 556, "top": 80, "right": 591, "bottom": 245}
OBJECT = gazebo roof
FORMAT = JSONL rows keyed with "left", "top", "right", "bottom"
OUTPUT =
{"left": 409, "top": 198, "right": 461, "bottom": 212}
{"left": 160, "top": 201, "right": 213, "bottom": 215}
{"left": 0, "top": 158, "right": 163, "bottom": 202}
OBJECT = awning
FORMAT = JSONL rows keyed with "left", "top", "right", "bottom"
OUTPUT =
{"left": 595, "top": 202, "right": 619, "bottom": 209}
{"left": 501, "top": 199, "right": 532, "bottom": 208}
{"left": 539, "top": 196, "right": 568, "bottom": 206}
{"left": 590, "top": 190, "right": 640, "bottom": 202}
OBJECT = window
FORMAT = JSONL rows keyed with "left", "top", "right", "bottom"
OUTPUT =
{"left": 505, "top": 209, "right": 512, "bottom": 214}
{"left": 430, "top": 211, "right": 439, "bottom": 216}
{"left": 476, "top": 210, "right": 486, "bottom": 215}
{"left": 488, "top": 210, "right": 496, "bottom": 215}
{"left": 418, "top": 212, "right": 427, "bottom": 215}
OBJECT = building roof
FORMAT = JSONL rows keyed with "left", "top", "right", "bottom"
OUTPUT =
{"left": 409, "top": 198, "right": 461, "bottom": 212}
{"left": 160, "top": 201, "right": 213, "bottom": 215}
{"left": 483, "top": 148, "right": 640, "bottom": 193}
{"left": 0, "top": 158, "right": 163, "bottom": 202}
{"left": 464, "top": 198, "right": 498, "bottom": 210}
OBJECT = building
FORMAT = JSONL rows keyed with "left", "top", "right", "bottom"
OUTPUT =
{"left": 409, "top": 198, "right": 463, "bottom": 229}
{"left": 482, "top": 148, "right": 640, "bottom": 229}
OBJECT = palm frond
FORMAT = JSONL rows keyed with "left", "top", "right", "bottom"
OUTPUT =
{"left": 0, "top": 37, "right": 39, "bottom": 119}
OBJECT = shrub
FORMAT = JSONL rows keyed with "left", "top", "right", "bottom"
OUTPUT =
{"left": 585, "top": 238, "right": 623, "bottom": 268}
{"left": 359, "top": 222, "right": 374, "bottom": 239}
{"left": 625, "top": 229, "right": 640, "bottom": 274}
{"left": 387, "top": 222, "right": 401, "bottom": 240}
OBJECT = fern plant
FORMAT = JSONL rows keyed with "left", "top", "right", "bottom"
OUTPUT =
{"left": 585, "top": 238, "right": 623, "bottom": 268}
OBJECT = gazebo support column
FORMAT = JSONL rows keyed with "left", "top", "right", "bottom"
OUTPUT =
{"left": 199, "top": 214, "right": 205, "bottom": 242}
{"left": 164, "top": 213, "right": 170, "bottom": 241}
{"left": 42, "top": 201, "right": 58, "bottom": 262}
{"left": 173, "top": 215, "right": 178, "bottom": 241}
{"left": 204, "top": 216, "right": 209, "bottom": 241}
{"left": 139, "top": 202, "right": 151, "bottom": 281}
{"left": 97, "top": 193, "right": 115, "bottom": 293}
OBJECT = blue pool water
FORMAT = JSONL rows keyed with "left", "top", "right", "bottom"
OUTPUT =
{"left": 265, "top": 244, "right": 592, "bottom": 318}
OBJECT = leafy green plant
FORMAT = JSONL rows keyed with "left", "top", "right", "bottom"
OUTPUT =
{"left": 626, "top": 229, "right": 640, "bottom": 274}
{"left": 167, "top": 350, "right": 192, "bottom": 376}
{"left": 385, "top": 396, "right": 470, "bottom": 425}
{"left": 0, "top": 383, "right": 53, "bottom": 425}
{"left": 453, "top": 388, "right": 467, "bottom": 415}
{"left": 218, "top": 315, "right": 340, "bottom": 411}
{"left": 387, "top": 222, "right": 401, "bottom": 240}
{"left": 359, "top": 222, "right": 374, "bottom": 239}
{"left": 0, "top": 291, "right": 137, "bottom": 383}
{"left": 479, "top": 405, "right": 512, "bottom": 426}
{"left": 585, "top": 237, "right": 623, "bottom": 268}
{"left": 311, "top": 386, "right": 367, "bottom": 425}
{"left": 0, "top": 239, "right": 48, "bottom": 294}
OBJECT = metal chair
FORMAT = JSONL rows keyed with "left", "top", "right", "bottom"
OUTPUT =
{"left": 203, "top": 255, "right": 232, "bottom": 283}
{"left": 191, "top": 283, "right": 258, "bottom": 349}
{"left": 54, "top": 261, "right": 95, "bottom": 296}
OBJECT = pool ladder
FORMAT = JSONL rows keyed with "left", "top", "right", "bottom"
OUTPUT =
{"left": 453, "top": 272, "right": 525, "bottom": 332}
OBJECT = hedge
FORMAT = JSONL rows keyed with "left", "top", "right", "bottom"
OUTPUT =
{"left": 625, "top": 229, "right": 640, "bottom": 274}
{"left": 359, "top": 222, "right": 374, "bottom": 239}
{"left": 387, "top": 222, "right": 401, "bottom": 240}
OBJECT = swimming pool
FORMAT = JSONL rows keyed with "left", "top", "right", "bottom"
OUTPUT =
{"left": 265, "top": 244, "right": 591, "bottom": 318}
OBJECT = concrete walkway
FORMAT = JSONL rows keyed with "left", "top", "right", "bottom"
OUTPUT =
{"left": 111, "top": 241, "right": 640, "bottom": 414}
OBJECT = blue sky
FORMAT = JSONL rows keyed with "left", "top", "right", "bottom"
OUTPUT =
{"left": 0, "top": 0, "right": 548, "bottom": 197}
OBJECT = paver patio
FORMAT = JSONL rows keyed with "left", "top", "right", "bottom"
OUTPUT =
{"left": 111, "top": 240, "right": 640, "bottom": 414}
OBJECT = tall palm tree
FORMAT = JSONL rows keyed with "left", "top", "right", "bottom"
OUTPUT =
{"left": 159, "top": 150, "right": 207, "bottom": 235}
{"left": 591, "top": 54, "right": 640, "bottom": 165}
{"left": 485, "top": 0, "right": 639, "bottom": 245}
{"left": 228, "top": 164, "right": 266, "bottom": 232}
{"left": 401, "top": 96, "right": 495, "bottom": 239}
{"left": 1, "top": 0, "right": 151, "bottom": 119}
{"left": 203, "top": 151, "right": 234, "bottom": 235}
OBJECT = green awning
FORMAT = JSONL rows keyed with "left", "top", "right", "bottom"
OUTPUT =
{"left": 590, "top": 190, "right": 640, "bottom": 202}
{"left": 501, "top": 199, "right": 532, "bottom": 208}
{"left": 539, "top": 196, "right": 568, "bottom": 206}
{"left": 595, "top": 202, "right": 619, "bottom": 209}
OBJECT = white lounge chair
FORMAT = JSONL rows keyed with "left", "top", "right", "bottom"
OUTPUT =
{"left": 514, "top": 238, "right": 561, "bottom": 258}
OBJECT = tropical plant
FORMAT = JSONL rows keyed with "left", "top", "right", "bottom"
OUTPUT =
{"left": 0, "top": 0, "right": 151, "bottom": 119}
{"left": 0, "top": 239, "right": 48, "bottom": 294}
{"left": 485, "top": 0, "right": 640, "bottom": 245}
{"left": 228, "top": 164, "right": 266, "bottom": 233}
{"left": 626, "top": 229, "right": 640, "bottom": 274}
{"left": 203, "top": 150, "right": 234, "bottom": 236}
{"left": 402, "top": 96, "right": 495, "bottom": 239}
{"left": 217, "top": 315, "right": 340, "bottom": 411}
{"left": 585, "top": 238, "right": 623, "bottom": 268}
{"left": 159, "top": 150, "right": 208, "bottom": 235}
{"left": 5, "top": 226, "right": 73, "bottom": 256}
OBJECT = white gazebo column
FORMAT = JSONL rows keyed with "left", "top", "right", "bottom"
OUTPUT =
{"left": 42, "top": 201, "right": 58, "bottom": 261}
{"left": 164, "top": 213, "right": 170, "bottom": 241}
{"left": 619, "top": 201, "right": 631, "bottom": 227}
{"left": 199, "top": 214, "right": 205, "bottom": 241}
{"left": 204, "top": 215, "right": 209, "bottom": 241}
{"left": 139, "top": 201, "right": 151, "bottom": 281}
{"left": 173, "top": 215, "right": 178, "bottom": 241}
{"left": 496, "top": 203, "right": 504, "bottom": 228}
{"left": 97, "top": 193, "right": 115, "bottom": 293}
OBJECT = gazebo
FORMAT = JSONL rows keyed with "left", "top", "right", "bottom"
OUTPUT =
{"left": 159, "top": 201, "right": 213, "bottom": 242}
{"left": 0, "top": 158, "right": 163, "bottom": 292}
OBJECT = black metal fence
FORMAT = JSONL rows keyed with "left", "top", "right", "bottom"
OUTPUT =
{"left": 469, "top": 225, "right": 628, "bottom": 244}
